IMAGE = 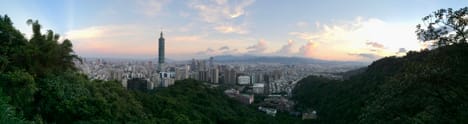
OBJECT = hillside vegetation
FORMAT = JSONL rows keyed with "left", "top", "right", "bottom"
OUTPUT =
{"left": 293, "top": 7, "right": 468, "bottom": 123}
{"left": 293, "top": 42, "right": 468, "bottom": 123}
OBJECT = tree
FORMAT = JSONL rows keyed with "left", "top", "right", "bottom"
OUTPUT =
{"left": 0, "top": 89, "right": 29, "bottom": 124}
{"left": 416, "top": 7, "right": 468, "bottom": 47}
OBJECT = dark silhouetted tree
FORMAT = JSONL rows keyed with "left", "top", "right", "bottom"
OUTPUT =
{"left": 416, "top": 7, "right": 468, "bottom": 47}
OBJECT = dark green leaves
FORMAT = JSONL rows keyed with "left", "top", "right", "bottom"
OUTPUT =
{"left": 416, "top": 7, "right": 468, "bottom": 47}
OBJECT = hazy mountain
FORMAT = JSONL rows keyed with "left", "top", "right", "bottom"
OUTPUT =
{"left": 213, "top": 55, "right": 368, "bottom": 65}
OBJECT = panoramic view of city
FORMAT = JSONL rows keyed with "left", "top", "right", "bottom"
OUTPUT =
{"left": 1, "top": 0, "right": 468, "bottom": 123}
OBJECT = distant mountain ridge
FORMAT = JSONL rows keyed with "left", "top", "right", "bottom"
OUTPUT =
{"left": 213, "top": 55, "right": 367, "bottom": 65}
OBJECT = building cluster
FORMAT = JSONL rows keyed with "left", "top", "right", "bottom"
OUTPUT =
{"left": 76, "top": 31, "right": 182, "bottom": 90}
{"left": 74, "top": 31, "right": 361, "bottom": 118}
{"left": 224, "top": 89, "right": 254, "bottom": 104}
{"left": 188, "top": 57, "right": 219, "bottom": 84}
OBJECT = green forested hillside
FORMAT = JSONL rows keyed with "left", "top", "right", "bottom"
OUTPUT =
{"left": 293, "top": 43, "right": 468, "bottom": 123}
{"left": 293, "top": 7, "right": 468, "bottom": 123}
{"left": 134, "top": 79, "right": 302, "bottom": 124}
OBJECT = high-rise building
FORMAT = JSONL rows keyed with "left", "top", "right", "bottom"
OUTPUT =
{"left": 210, "top": 68, "right": 219, "bottom": 84}
{"left": 209, "top": 57, "right": 214, "bottom": 68}
{"left": 191, "top": 58, "right": 198, "bottom": 71}
{"left": 198, "top": 60, "right": 206, "bottom": 71}
{"left": 158, "top": 31, "right": 165, "bottom": 71}
{"left": 175, "top": 65, "right": 190, "bottom": 81}
{"left": 224, "top": 68, "right": 237, "bottom": 84}
{"left": 198, "top": 70, "right": 208, "bottom": 81}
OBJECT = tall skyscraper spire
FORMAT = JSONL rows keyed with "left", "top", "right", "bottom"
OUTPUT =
{"left": 160, "top": 30, "right": 163, "bottom": 38}
{"left": 158, "top": 30, "right": 165, "bottom": 71}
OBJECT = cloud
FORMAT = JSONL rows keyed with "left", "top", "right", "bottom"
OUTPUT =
{"left": 348, "top": 53, "right": 380, "bottom": 60}
{"left": 214, "top": 0, "right": 227, "bottom": 4}
{"left": 366, "top": 41, "right": 385, "bottom": 49}
{"left": 396, "top": 48, "right": 407, "bottom": 54}
{"left": 247, "top": 39, "right": 268, "bottom": 54}
{"left": 197, "top": 46, "right": 238, "bottom": 55}
{"left": 299, "top": 41, "right": 318, "bottom": 57}
{"left": 218, "top": 46, "right": 238, "bottom": 55}
{"left": 65, "top": 25, "right": 157, "bottom": 57}
{"left": 288, "top": 32, "right": 317, "bottom": 41}
{"left": 276, "top": 40, "right": 295, "bottom": 54}
{"left": 206, "top": 48, "right": 214, "bottom": 52}
{"left": 179, "top": 11, "right": 190, "bottom": 18}
{"left": 137, "top": 0, "right": 171, "bottom": 16}
{"left": 189, "top": 0, "right": 253, "bottom": 22}
{"left": 188, "top": 0, "right": 254, "bottom": 34}
{"left": 172, "top": 35, "right": 203, "bottom": 42}
{"left": 197, "top": 48, "right": 216, "bottom": 55}
{"left": 219, "top": 46, "right": 230, "bottom": 50}
{"left": 223, "top": 48, "right": 238, "bottom": 54}
{"left": 289, "top": 17, "right": 422, "bottom": 61}
{"left": 398, "top": 48, "right": 407, "bottom": 53}
{"left": 66, "top": 27, "right": 104, "bottom": 39}
{"left": 214, "top": 24, "right": 248, "bottom": 34}
{"left": 296, "top": 21, "right": 309, "bottom": 27}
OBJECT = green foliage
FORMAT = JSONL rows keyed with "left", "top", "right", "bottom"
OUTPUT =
{"left": 416, "top": 7, "right": 468, "bottom": 47}
{"left": 0, "top": 89, "right": 30, "bottom": 124}
{"left": 133, "top": 79, "right": 292, "bottom": 124}
{"left": 36, "top": 72, "right": 146, "bottom": 123}
{"left": 0, "top": 70, "right": 37, "bottom": 116}
{"left": 293, "top": 44, "right": 468, "bottom": 124}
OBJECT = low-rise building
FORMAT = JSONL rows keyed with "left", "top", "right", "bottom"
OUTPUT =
{"left": 258, "top": 106, "right": 277, "bottom": 116}
{"left": 252, "top": 83, "right": 265, "bottom": 94}
{"left": 237, "top": 75, "right": 250, "bottom": 85}
{"left": 224, "top": 89, "right": 254, "bottom": 104}
{"left": 235, "top": 94, "right": 254, "bottom": 104}
{"left": 302, "top": 111, "right": 317, "bottom": 120}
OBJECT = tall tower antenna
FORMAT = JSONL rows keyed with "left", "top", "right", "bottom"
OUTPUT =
{"left": 158, "top": 29, "right": 165, "bottom": 72}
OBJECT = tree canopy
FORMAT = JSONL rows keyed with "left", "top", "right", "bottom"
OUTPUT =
{"left": 416, "top": 7, "right": 468, "bottom": 47}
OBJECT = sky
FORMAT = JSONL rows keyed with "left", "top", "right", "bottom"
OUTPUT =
{"left": 1, "top": 0, "right": 467, "bottom": 61}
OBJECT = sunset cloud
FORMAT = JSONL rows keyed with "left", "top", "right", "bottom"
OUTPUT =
{"left": 196, "top": 46, "right": 239, "bottom": 56}
{"left": 214, "top": 24, "right": 248, "bottom": 34}
{"left": 188, "top": 0, "right": 253, "bottom": 23}
{"left": 137, "top": 0, "right": 171, "bottom": 16}
{"left": 188, "top": 0, "right": 253, "bottom": 34}
{"left": 276, "top": 40, "right": 295, "bottom": 55}
{"left": 219, "top": 46, "right": 230, "bottom": 51}
{"left": 172, "top": 35, "right": 203, "bottom": 42}
{"left": 64, "top": 25, "right": 155, "bottom": 57}
{"left": 396, "top": 48, "right": 407, "bottom": 55}
{"left": 247, "top": 39, "right": 268, "bottom": 54}
{"left": 196, "top": 48, "right": 216, "bottom": 55}
{"left": 365, "top": 41, "right": 385, "bottom": 49}
{"left": 299, "top": 41, "right": 318, "bottom": 57}
{"left": 289, "top": 17, "right": 422, "bottom": 61}
{"left": 348, "top": 53, "right": 381, "bottom": 60}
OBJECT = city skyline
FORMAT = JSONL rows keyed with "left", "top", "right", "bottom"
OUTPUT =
{"left": 1, "top": 0, "right": 467, "bottom": 61}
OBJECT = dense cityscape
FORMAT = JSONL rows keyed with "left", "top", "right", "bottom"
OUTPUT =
{"left": 75, "top": 31, "right": 364, "bottom": 118}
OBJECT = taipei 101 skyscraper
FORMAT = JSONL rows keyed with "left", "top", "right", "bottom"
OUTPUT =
{"left": 158, "top": 31, "right": 165, "bottom": 71}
